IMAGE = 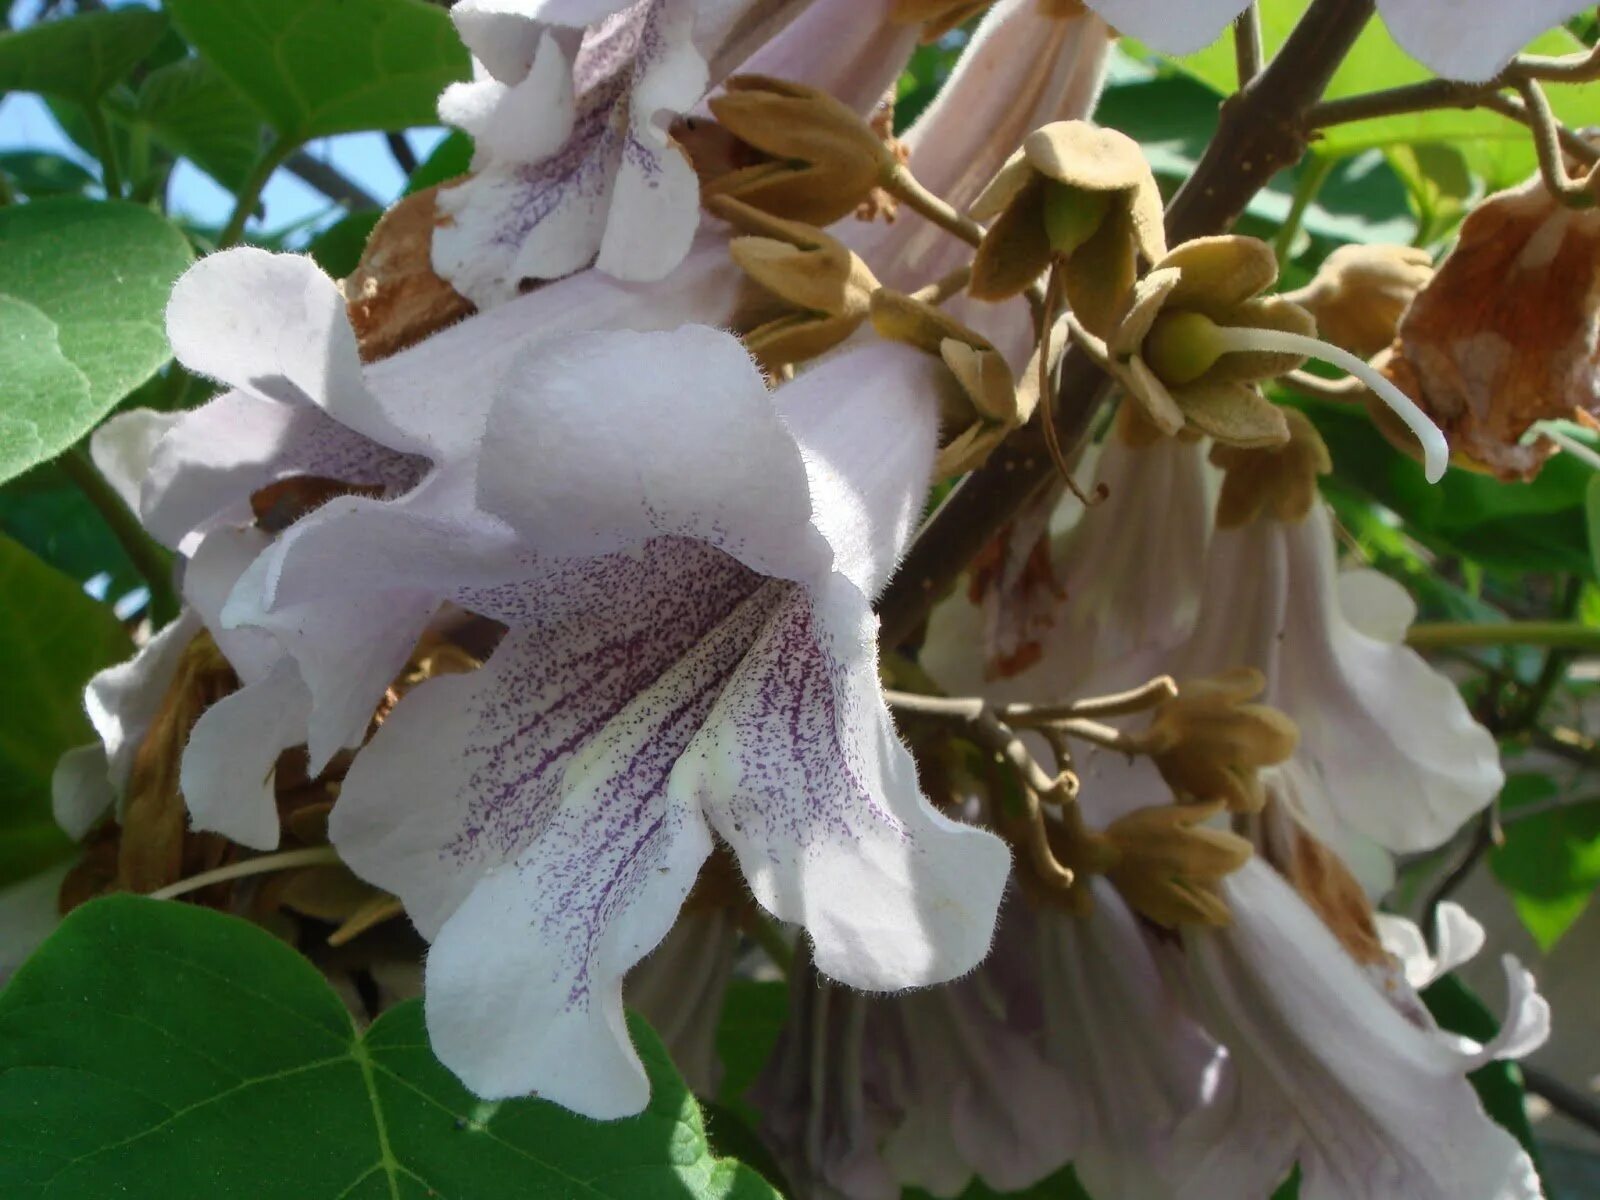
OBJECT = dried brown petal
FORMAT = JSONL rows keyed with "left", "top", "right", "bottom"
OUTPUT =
{"left": 343, "top": 185, "right": 475, "bottom": 362}
{"left": 1380, "top": 175, "right": 1600, "bottom": 480}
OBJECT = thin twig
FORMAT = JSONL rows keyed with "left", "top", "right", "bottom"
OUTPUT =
{"left": 285, "top": 149, "right": 383, "bottom": 211}
{"left": 1407, "top": 620, "right": 1600, "bottom": 653}
{"left": 1419, "top": 808, "right": 1497, "bottom": 941}
{"left": 384, "top": 131, "right": 419, "bottom": 176}
{"left": 1004, "top": 675, "right": 1178, "bottom": 723}
{"left": 1523, "top": 1065, "right": 1600, "bottom": 1138}
{"left": 909, "top": 263, "right": 973, "bottom": 306}
{"left": 1514, "top": 76, "right": 1595, "bottom": 205}
{"left": 1233, "top": 4, "right": 1264, "bottom": 86}
{"left": 875, "top": 0, "right": 1380, "bottom": 648}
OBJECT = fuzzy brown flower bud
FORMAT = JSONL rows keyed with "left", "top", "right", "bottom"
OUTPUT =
{"left": 1210, "top": 408, "right": 1332, "bottom": 528}
{"left": 1283, "top": 243, "right": 1433, "bottom": 360}
{"left": 1134, "top": 666, "right": 1299, "bottom": 814}
{"left": 702, "top": 75, "right": 894, "bottom": 226}
{"left": 870, "top": 288, "right": 1027, "bottom": 475}
{"left": 711, "top": 197, "right": 880, "bottom": 371}
{"left": 1103, "top": 801, "right": 1253, "bottom": 928}
{"left": 969, "top": 120, "right": 1165, "bottom": 336}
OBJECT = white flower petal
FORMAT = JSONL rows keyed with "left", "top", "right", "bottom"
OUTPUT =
{"left": 89, "top": 409, "right": 183, "bottom": 515}
{"left": 478, "top": 326, "right": 826, "bottom": 578}
{"left": 166, "top": 249, "right": 423, "bottom": 454}
{"left": 439, "top": 33, "right": 576, "bottom": 162}
{"left": 330, "top": 536, "right": 770, "bottom": 942}
{"left": 1375, "top": 900, "right": 1487, "bottom": 991}
{"left": 1182, "top": 505, "right": 1502, "bottom": 856}
{"left": 679, "top": 581, "right": 1010, "bottom": 988}
{"left": 434, "top": 0, "right": 709, "bottom": 304}
{"left": 1081, "top": 0, "right": 1247, "bottom": 57}
{"left": 84, "top": 609, "right": 202, "bottom": 796}
{"left": 1035, "top": 884, "right": 1261, "bottom": 1200}
{"left": 777, "top": 342, "right": 946, "bottom": 600}
{"left": 1465, "top": 955, "right": 1551, "bottom": 1068}
{"left": 728, "top": 0, "right": 916, "bottom": 114}
{"left": 179, "top": 658, "right": 310, "bottom": 851}
{"left": 141, "top": 389, "right": 426, "bottom": 550}
{"left": 1335, "top": 566, "right": 1417, "bottom": 644}
{"left": 51, "top": 744, "right": 115, "bottom": 841}
{"left": 1379, "top": 0, "right": 1591, "bottom": 82}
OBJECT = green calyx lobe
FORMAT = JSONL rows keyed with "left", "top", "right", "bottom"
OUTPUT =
{"left": 1041, "top": 181, "right": 1112, "bottom": 257}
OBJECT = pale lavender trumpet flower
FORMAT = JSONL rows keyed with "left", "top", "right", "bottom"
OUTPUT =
{"left": 1181, "top": 859, "right": 1549, "bottom": 1200}
{"left": 436, "top": 0, "right": 916, "bottom": 306}
{"left": 752, "top": 913, "right": 1081, "bottom": 1200}
{"left": 1079, "top": 0, "right": 1590, "bottom": 83}
{"left": 1175, "top": 500, "right": 1504, "bottom": 893}
{"left": 211, "top": 316, "right": 1008, "bottom": 1116}
{"left": 101, "top": 244, "right": 745, "bottom": 846}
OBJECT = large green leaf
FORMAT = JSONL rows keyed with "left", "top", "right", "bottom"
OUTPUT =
{"left": 0, "top": 536, "right": 131, "bottom": 889}
{"left": 0, "top": 7, "right": 167, "bottom": 104}
{"left": 906, "top": 1166, "right": 1094, "bottom": 1199}
{"left": 1161, "top": 3, "right": 1600, "bottom": 187}
{"left": 0, "top": 199, "right": 193, "bottom": 484}
{"left": 165, "top": 0, "right": 470, "bottom": 144}
{"left": 0, "top": 895, "right": 782, "bottom": 1199}
{"left": 126, "top": 56, "right": 266, "bottom": 193}
{"left": 0, "top": 151, "right": 97, "bottom": 200}
{"left": 1490, "top": 773, "right": 1600, "bottom": 951}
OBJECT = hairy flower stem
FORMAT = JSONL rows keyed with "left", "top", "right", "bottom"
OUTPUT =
{"left": 147, "top": 844, "right": 343, "bottom": 901}
{"left": 882, "top": 162, "right": 987, "bottom": 249}
{"left": 59, "top": 446, "right": 180, "bottom": 626}
{"left": 876, "top": 0, "right": 1379, "bottom": 649}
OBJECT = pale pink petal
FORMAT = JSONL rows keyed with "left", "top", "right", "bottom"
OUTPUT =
{"left": 776, "top": 341, "right": 947, "bottom": 598}
{"left": 727, "top": 0, "right": 915, "bottom": 114}
{"left": 179, "top": 658, "right": 310, "bottom": 851}
{"left": 334, "top": 545, "right": 783, "bottom": 1112}
{"left": 83, "top": 609, "right": 202, "bottom": 798}
{"left": 1379, "top": 0, "right": 1591, "bottom": 82}
{"left": 50, "top": 744, "right": 115, "bottom": 841}
{"left": 1080, "top": 0, "right": 1247, "bottom": 57}
{"left": 88, "top": 409, "right": 182, "bottom": 515}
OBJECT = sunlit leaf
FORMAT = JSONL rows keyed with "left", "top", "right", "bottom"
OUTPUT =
{"left": 0, "top": 199, "right": 193, "bottom": 484}
{"left": 0, "top": 7, "right": 167, "bottom": 105}
{"left": 1491, "top": 773, "right": 1600, "bottom": 951}
{"left": 165, "top": 0, "right": 470, "bottom": 145}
